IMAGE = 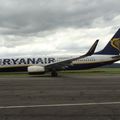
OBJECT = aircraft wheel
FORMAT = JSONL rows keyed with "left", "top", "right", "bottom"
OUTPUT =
{"left": 51, "top": 70, "right": 58, "bottom": 77}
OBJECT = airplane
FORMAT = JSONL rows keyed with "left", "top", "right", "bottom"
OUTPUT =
{"left": 0, "top": 40, "right": 98, "bottom": 77}
{"left": 0, "top": 28, "right": 120, "bottom": 77}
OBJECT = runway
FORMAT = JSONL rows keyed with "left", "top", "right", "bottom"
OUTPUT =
{"left": 0, "top": 74, "right": 120, "bottom": 120}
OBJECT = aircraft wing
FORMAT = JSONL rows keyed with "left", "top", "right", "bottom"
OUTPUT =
{"left": 45, "top": 40, "right": 99, "bottom": 70}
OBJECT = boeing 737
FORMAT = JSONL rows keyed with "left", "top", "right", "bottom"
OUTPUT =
{"left": 0, "top": 28, "right": 120, "bottom": 76}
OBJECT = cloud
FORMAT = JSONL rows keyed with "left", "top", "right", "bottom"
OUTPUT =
{"left": 0, "top": 0, "right": 120, "bottom": 57}
{"left": 0, "top": 27, "right": 113, "bottom": 57}
{"left": 0, "top": 0, "right": 119, "bottom": 35}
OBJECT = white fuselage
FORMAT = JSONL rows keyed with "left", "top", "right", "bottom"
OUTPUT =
{"left": 0, "top": 54, "right": 118, "bottom": 68}
{"left": 72, "top": 55, "right": 116, "bottom": 65}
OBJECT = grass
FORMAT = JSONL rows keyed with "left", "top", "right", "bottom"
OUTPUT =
{"left": 62, "top": 68, "right": 120, "bottom": 75}
{"left": 0, "top": 68, "right": 119, "bottom": 76}
{"left": 0, "top": 72, "right": 28, "bottom": 77}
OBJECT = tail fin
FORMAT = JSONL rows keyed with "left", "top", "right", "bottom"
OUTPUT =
{"left": 95, "top": 28, "right": 120, "bottom": 55}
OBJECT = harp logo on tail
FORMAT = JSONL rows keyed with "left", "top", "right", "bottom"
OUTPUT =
{"left": 111, "top": 38, "right": 120, "bottom": 52}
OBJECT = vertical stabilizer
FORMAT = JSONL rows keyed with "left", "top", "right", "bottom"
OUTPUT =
{"left": 95, "top": 28, "right": 120, "bottom": 55}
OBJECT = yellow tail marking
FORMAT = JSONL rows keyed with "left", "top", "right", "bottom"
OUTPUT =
{"left": 111, "top": 38, "right": 120, "bottom": 51}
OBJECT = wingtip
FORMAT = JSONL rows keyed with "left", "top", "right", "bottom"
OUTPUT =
{"left": 86, "top": 39, "right": 99, "bottom": 56}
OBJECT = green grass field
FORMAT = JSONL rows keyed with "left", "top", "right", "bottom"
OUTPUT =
{"left": 62, "top": 68, "right": 120, "bottom": 75}
{"left": 0, "top": 72, "right": 28, "bottom": 76}
{"left": 0, "top": 68, "right": 119, "bottom": 76}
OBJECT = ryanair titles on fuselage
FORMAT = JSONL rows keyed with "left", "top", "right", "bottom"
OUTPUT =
{"left": 0, "top": 58, "right": 56, "bottom": 66}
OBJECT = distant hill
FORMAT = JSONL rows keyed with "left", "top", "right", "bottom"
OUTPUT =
{"left": 102, "top": 63, "right": 120, "bottom": 68}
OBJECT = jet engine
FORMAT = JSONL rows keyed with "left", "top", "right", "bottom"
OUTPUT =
{"left": 28, "top": 66, "right": 45, "bottom": 75}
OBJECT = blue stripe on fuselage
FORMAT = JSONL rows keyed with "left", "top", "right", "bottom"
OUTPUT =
{"left": 66, "top": 60, "right": 115, "bottom": 70}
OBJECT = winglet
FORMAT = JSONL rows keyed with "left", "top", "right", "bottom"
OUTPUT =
{"left": 45, "top": 40, "right": 99, "bottom": 69}
{"left": 85, "top": 39, "right": 99, "bottom": 56}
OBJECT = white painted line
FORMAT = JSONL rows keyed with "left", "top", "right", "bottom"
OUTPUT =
{"left": 0, "top": 102, "right": 120, "bottom": 109}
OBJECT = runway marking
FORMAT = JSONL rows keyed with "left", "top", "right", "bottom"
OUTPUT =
{"left": 0, "top": 102, "right": 120, "bottom": 109}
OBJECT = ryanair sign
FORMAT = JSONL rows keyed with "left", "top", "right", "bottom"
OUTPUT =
{"left": 111, "top": 38, "right": 120, "bottom": 51}
{"left": 0, "top": 58, "right": 56, "bottom": 66}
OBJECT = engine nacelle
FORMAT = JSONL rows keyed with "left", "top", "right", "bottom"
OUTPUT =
{"left": 28, "top": 66, "right": 45, "bottom": 75}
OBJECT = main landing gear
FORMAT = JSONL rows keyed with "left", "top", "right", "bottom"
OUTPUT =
{"left": 51, "top": 69, "right": 58, "bottom": 77}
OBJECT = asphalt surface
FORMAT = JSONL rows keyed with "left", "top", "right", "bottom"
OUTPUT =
{"left": 0, "top": 74, "right": 120, "bottom": 120}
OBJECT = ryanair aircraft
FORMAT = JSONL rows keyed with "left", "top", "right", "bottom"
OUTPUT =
{"left": 0, "top": 28, "right": 120, "bottom": 76}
